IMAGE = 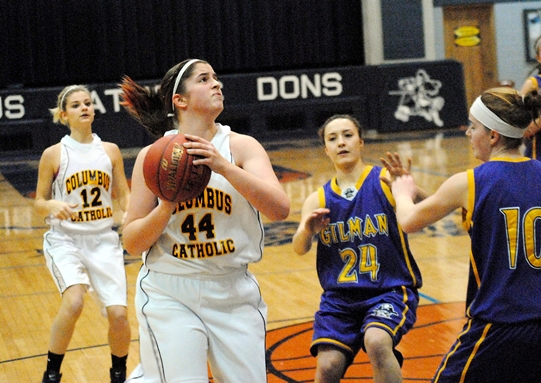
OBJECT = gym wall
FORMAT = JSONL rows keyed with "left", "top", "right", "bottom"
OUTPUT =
{"left": 0, "top": 60, "right": 467, "bottom": 154}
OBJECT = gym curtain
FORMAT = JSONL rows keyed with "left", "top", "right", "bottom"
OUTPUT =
{"left": 0, "top": 0, "right": 364, "bottom": 89}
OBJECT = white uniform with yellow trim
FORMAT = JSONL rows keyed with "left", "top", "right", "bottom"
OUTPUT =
{"left": 43, "top": 134, "right": 127, "bottom": 309}
{"left": 128, "top": 124, "right": 268, "bottom": 383}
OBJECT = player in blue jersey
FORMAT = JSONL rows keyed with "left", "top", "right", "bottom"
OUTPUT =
{"left": 292, "top": 114, "right": 425, "bottom": 383}
{"left": 391, "top": 87, "right": 541, "bottom": 383}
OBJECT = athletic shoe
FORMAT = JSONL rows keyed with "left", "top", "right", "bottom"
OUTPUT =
{"left": 110, "top": 367, "right": 127, "bottom": 383}
{"left": 42, "top": 370, "right": 62, "bottom": 383}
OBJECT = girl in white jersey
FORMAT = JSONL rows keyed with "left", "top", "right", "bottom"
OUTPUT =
{"left": 34, "top": 85, "right": 131, "bottom": 383}
{"left": 120, "top": 59, "right": 290, "bottom": 382}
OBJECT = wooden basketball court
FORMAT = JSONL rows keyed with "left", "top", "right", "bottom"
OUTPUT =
{"left": 0, "top": 129, "right": 477, "bottom": 382}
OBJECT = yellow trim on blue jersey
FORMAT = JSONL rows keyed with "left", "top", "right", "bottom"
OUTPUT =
{"left": 465, "top": 169, "right": 481, "bottom": 292}
{"left": 379, "top": 168, "right": 396, "bottom": 207}
{"left": 463, "top": 169, "right": 474, "bottom": 232}
{"left": 355, "top": 165, "right": 373, "bottom": 190}
{"left": 330, "top": 165, "right": 373, "bottom": 196}
{"left": 489, "top": 156, "right": 530, "bottom": 163}
{"left": 318, "top": 187, "right": 326, "bottom": 208}
{"left": 433, "top": 319, "right": 474, "bottom": 383}
{"left": 330, "top": 177, "right": 340, "bottom": 195}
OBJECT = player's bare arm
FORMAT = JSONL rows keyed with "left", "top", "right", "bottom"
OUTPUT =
{"left": 103, "top": 142, "right": 131, "bottom": 216}
{"left": 392, "top": 172, "right": 467, "bottom": 233}
{"left": 122, "top": 147, "right": 177, "bottom": 256}
{"left": 293, "top": 192, "right": 330, "bottom": 255}
{"left": 34, "top": 144, "right": 78, "bottom": 220}
{"left": 189, "top": 132, "right": 290, "bottom": 222}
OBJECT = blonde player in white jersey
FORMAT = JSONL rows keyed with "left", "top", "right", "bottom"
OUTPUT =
{"left": 120, "top": 59, "right": 290, "bottom": 382}
{"left": 34, "top": 85, "right": 131, "bottom": 383}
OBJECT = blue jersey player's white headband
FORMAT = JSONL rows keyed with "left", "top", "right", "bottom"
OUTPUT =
{"left": 167, "top": 59, "right": 200, "bottom": 117}
{"left": 470, "top": 97, "right": 524, "bottom": 139}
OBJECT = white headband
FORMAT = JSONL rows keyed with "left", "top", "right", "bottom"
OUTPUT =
{"left": 470, "top": 96, "right": 524, "bottom": 138}
{"left": 168, "top": 59, "right": 200, "bottom": 117}
{"left": 60, "top": 85, "right": 80, "bottom": 111}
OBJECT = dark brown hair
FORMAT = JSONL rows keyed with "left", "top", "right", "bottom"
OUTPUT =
{"left": 317, "top": 114, "right": 363, "bottom": 145}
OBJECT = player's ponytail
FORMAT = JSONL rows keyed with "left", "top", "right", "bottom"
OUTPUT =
{"left": 120, "top": 59, "right": 206, "bottom": 138}
{"left": 120, "top": 76, "right": 169, "bottom": 137}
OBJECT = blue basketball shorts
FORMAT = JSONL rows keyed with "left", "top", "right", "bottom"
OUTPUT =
{"left": 310, "top": 286, "right": 418, "bottom": 363}
{"left": 433, "top": 318, "right": 541, "bottom": 383}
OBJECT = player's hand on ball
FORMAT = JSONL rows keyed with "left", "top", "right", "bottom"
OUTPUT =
{"left": 143, "top": 134, "right": 211, "bottom": 203}
{"left": 184, "top": 134, "right": 228, "bottom": 174}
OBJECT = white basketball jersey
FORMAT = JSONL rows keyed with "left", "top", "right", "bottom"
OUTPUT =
{"left": 47, "top": 134, "right": 115, "bottom": 234}
{"left": 144, "top": 124, "right": 265, "bottom": 275}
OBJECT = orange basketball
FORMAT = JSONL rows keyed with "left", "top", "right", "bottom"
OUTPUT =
{"left": 143, "top": 134, "right": 211, "bottom": 202}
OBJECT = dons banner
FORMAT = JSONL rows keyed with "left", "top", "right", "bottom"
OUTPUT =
{"left": 0, "top": 60, "right": 467, "bottom": 153}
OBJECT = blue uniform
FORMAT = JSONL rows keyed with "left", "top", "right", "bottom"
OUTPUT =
{"left": 433, "top": 157, "right": 541, "bottom": 383}
{"left": 311, "top": 165, "right": 421, "bottom": 365}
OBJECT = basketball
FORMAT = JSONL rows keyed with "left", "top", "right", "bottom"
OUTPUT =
{"left": 143, "top": 134, "right": 211, "bottom": 202}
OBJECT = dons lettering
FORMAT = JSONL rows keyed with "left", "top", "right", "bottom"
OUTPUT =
{"left": 257, "top": 72, "right": 343, "bottom": 101}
